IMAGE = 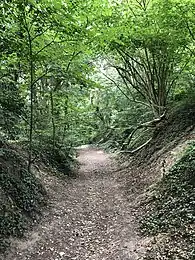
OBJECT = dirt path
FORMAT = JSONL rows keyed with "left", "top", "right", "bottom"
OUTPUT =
{"left": 3, "top": 147, "right": 147, "bottom": 260}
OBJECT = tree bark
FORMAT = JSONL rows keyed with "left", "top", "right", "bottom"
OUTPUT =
{"left": 50, "top": 91, "right": 56, "bottom": 153}
{"left": 28, "top": 31, "right": 34, "bottom": 173}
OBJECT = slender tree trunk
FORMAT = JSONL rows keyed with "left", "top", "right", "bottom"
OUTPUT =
{"left": 50, "top": 91, "right": 56, "bottom": 153}
{"left": 28, "top": 34, "right": 34, "bottom": 173}
{"left": 61, "top": 94, "right": 69, "bottom": 144}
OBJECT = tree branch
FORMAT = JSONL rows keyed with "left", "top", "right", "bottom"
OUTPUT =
{"left": 120, "top": 137, "right": 152, "bottom": 154}
{"left": 34, "top": 32, "right": 58, "bottom": 56}
{"left": 121, "top": 111, "right": 166, "bottom": 150}
{"left": 32, "top": 24, "right": 53, "bottom": 41}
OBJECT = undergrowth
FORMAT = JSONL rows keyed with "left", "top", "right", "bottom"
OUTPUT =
{"left": 0, "top": 141, "right": 47, "bottom": 253}
{"left": 30, "top": 138, "right": 77, "bottom": 176}
{"left": 141, "top": 142, "right": 195, "bottom": 259}
{"left": 42, "top": 144, "right": 76, "bottom": 175}
{"left": 132, "top": 102, "right": 195, "bottom": 165}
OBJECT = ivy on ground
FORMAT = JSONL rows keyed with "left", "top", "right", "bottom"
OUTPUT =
{"left": 140, "top": 142, "right": 195, "bottom": 259}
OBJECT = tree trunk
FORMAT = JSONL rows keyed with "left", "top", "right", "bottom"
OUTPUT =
{"left": 28, "top": 34, "right": 34, "bottom": 173}
{"left": 50, "top": 91, "right": 56, "bottom": 153}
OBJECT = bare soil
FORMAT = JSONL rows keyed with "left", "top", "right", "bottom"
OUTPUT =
{"left": 2, "top": 147, "right": 148, "bottom": 260}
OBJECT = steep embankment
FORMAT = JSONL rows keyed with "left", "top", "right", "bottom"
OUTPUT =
{"left": 1, "top": 103, "right": 195, "bottom": 260}
{"left": 0, "top": 140, "right": 47, "bottom": 253}
{"left": 140, "top": 142, "right": 195, "bottom": 259}
{"left": 2, "top": 147, "right": 148, "bottom": 260}
{"left": 0, "top": 138, "right": 76, "bottom": 254}
{"left": 120, "top": 103, "right": 195, "bottom": 260}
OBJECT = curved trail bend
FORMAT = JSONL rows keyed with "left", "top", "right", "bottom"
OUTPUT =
{"left": 4, "top": 147, "right": 147, "bottom": 260}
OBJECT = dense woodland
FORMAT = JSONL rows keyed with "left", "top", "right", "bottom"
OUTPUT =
{"left": 1, "top": 0, "right": 195, "bottom": 162}
{"left": 1, "top": 0, "right": 195, "bottom": 259}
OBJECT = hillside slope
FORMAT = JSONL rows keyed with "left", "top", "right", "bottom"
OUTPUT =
{"left": 0, "top": 141, "right": 47, "bottom": 252}
{"left": 0, "top": 102, "right": 195, "bottom": 259}
{"left": 122, "top": 103, "right": 195, "bottom": 259}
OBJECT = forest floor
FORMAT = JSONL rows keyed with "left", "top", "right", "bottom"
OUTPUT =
{"left": 2, "top": 146, "right": 149, "bottom": 260}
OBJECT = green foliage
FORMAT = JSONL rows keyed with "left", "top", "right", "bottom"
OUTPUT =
{"left": 34, "top": 138, "right": 76, "bottom": 174}
{"left": 0, "top": 141, "right": 46, "bottom": 252}
{"left": 1, "top": 0, "right": 195, "bottom": 253}
{"left": 0, "top": 144, "right": 46, "bottom": 212}
{"left": 97, "top": 102, "right": 153, "bottom": 150}
{"left": 141, "top": 142, "right": 195, "bottom": 259}
{"left": 0, "top": 206, "right": 26, "bottom": 237}
{"left": 0, "top": 82, "right": 25, "bottom": 139}
{"left": 1, "top": 0, "right": 195, "bottom": 154}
